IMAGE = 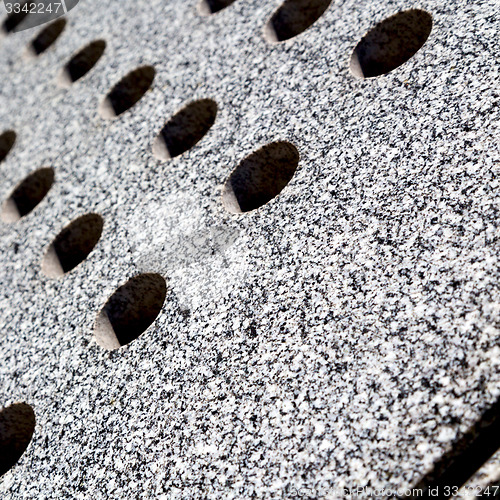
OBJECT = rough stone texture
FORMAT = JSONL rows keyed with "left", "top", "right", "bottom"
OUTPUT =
{"left": 0, "top": 0, "right": 498, "bottom": 498}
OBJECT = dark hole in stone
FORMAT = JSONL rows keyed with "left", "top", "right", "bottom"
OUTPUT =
{"left": 2, "top": 1, "right": 29, "bottom": 33}
{"left": 59, "top": 39, "right": 106, "bottom": 86}
{"left": 99, "top": 65, "right": 155, "bottom": 118}
{"left": 264, "top": 0, "right": 332, "bottom": 42}
{"left": 153, "top": 99, "right": 217, "bottom": 160}
{"left": 1, "top": 167, "right": 54, "bottom": 222}
{"left": 350, "top": 9, "right": 433, "bottom": 78}
{"left": 222, "top": 141, "right": 300, "bottom": 214}
{"left": 0, "top": 131, "right": 16, "bottom": 164}
{"left": 199, "top": 0, "right": 237, "bottom": 15}
{"left": 94, "top": 273, "right": 167, "bottom": 350}
{"left": 42, "top": 213, "right": 104, "bottom": 278}
{"left": 0, "top": 403, "right": 35, "bottom": 477}
{"left": 30, "top": 18, "right": 66, "bottom": 55}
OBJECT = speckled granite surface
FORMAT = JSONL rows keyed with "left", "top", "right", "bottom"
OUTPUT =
{"left": 0, "top": 0, "right": 498, "bottom": 498}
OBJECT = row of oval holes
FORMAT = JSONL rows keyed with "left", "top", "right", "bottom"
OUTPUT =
{"left": 0, "top": 1, "right": 434, "bottom": 476}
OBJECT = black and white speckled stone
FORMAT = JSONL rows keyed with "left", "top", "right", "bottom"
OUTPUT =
{"left": 0, "top": 0, "right": 498, "bottom": 498}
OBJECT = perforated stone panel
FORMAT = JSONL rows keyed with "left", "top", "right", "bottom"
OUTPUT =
{"left": 0, "top": 0, "right": 498, "bottom": 498}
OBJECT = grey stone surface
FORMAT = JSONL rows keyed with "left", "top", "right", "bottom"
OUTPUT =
{"left": 0, "top": 0, "right": 498, "bottom": 498}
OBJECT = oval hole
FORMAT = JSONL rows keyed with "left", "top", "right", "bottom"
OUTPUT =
{"left": 58, "top": 40, "right": 106, "bottom": 87}
{"left": 153, "top": 99, "right": 217, "bottom": 160}
{"left": 99, "top": 65, "right": 156, "bottom": 119}
{"left": 2, "top": 1, "right": 29, "bottom": 34}
{"left": 29, "top": 18, "right": 67, "bottom": 56}
{"left": 42, "top": 213, "right": 104, "bottom": 278}
{"left": 1, "top": 167, "right": 54, "bottom": 223}
{"left": 94, "top": 273, "right": 167, "bottom": 351}
{"left": 222, "top": 141, "right": 300, "bottom": 214}
{"left": 0, "top": 403, "right": 35, "bottom": 477}
{"left": 198, "top": 0, "right": 237, "bottom": 15}
{"left": 0, "top": 131, "right": 16, "bottom": 164}
{"left": 350, "top": 9, "right": 433, "bottom": 78}
{"left": 264, "top": 0, "right": 332, "bottom": 43}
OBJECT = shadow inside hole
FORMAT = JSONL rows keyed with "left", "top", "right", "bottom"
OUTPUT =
{"left": 99, "top": 65, "right": 155, "bottom": 118}
{"left": 29, "top": 18, "right": 66, "bottom": 55}
{"left": 94, "top": 273, "right": 167, "bottom": 351}
{"left": 1, "top": 167, "right": 54, "bottom": 223}
{"left": 42, "top": 213, "right": 104, "bottom": 278}
{"left": 222, "top": 141, "right": 300, "bottom": 214}
{"left": 0, "top": 131, "right": 16, "bottom": 164}
{"left": 153, "top": 99, "right": 217, "bottom": 160}
{"left": 350, "top": 9, "right": 433, "bottom": 78}
{"left": 264, "top": 0, "right": 332, "bottom": 42}
{"left": 59, "top": 39, "right": 106, "bottom": 87}
{"left": 2, "top": 1, "right": 29, "bottom": 34}
{"left": 0, "top": 403, "right": 35, "bottom": 477}
{"left": 198, "top": 0, "right": 237, "bottom": 15}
